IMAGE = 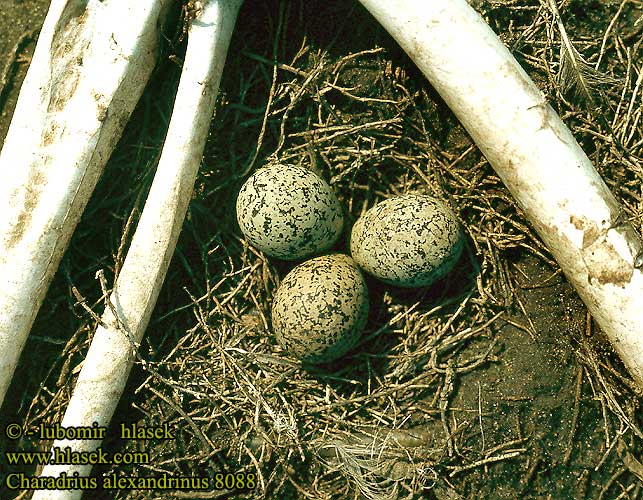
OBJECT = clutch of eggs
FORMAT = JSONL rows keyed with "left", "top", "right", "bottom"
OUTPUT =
{"left": 236, "top": 163, "right": 344, "bottom": 260}
{"left": 350, "top": 194, "right": 463, "bottom": 288}
{"left": 271, "top": 254, "right": 369, "bottom": 363}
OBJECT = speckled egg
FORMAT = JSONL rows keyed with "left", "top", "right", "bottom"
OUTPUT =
{"left": 236, "top": 164, "right": 344, "bottom": 260}
{"left": 350, "top": 194, "right": 463, "bottom": 288}
{"left": 271, "top": 254, "right": 369, "bottom": 363}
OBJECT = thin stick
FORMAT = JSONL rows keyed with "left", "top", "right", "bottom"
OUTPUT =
{"left": 448, "top": 450, "right": 526, "bottom": 477}
{"left": 31, "top": 1, "right": 243, "bottom": 498}
{"left": 564, "top": 366, "right": 584, "bottom": 465}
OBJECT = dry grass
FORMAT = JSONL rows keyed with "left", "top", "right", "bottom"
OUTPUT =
{"left": 2, "top": 0, "right": 643, "bottom": 499}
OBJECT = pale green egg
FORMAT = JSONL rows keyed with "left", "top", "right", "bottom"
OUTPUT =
{"left": 350, "top": 194, "right": 463, "bottom": 287}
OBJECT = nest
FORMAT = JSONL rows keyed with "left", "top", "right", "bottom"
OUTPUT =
{"left": 2, "top": 0, "right": 643, "bottom": 499}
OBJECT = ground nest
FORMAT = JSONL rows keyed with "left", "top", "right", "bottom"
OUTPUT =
{"left": 2, "top": 0, "right": 643, "bottom": 499}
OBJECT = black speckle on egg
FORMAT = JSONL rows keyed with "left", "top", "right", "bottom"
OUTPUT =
{"left": 236, "top": 164, "right": 344, "bottom": 260}
{"left": 271, "top": 254, "right": 369, "bottom": 363}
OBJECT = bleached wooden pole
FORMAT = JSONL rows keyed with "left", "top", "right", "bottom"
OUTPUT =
{"left": 0, "top": 0, "right": 169, "bottom": 405}
{"left": 359, "top": 0, "right": 643, "bottom": 387}
{"left": 31, "top": 1, "right": 243, "bottom": 498}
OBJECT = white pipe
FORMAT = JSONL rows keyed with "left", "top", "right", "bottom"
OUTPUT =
{"left": 0, "top": 0, "right": 169, "bottom": 404}
{"left": 31, "top": 1, "right": 243, "bottom": 498}
{"left": 359, "top": 0, "right": 643, "bottom": 386}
